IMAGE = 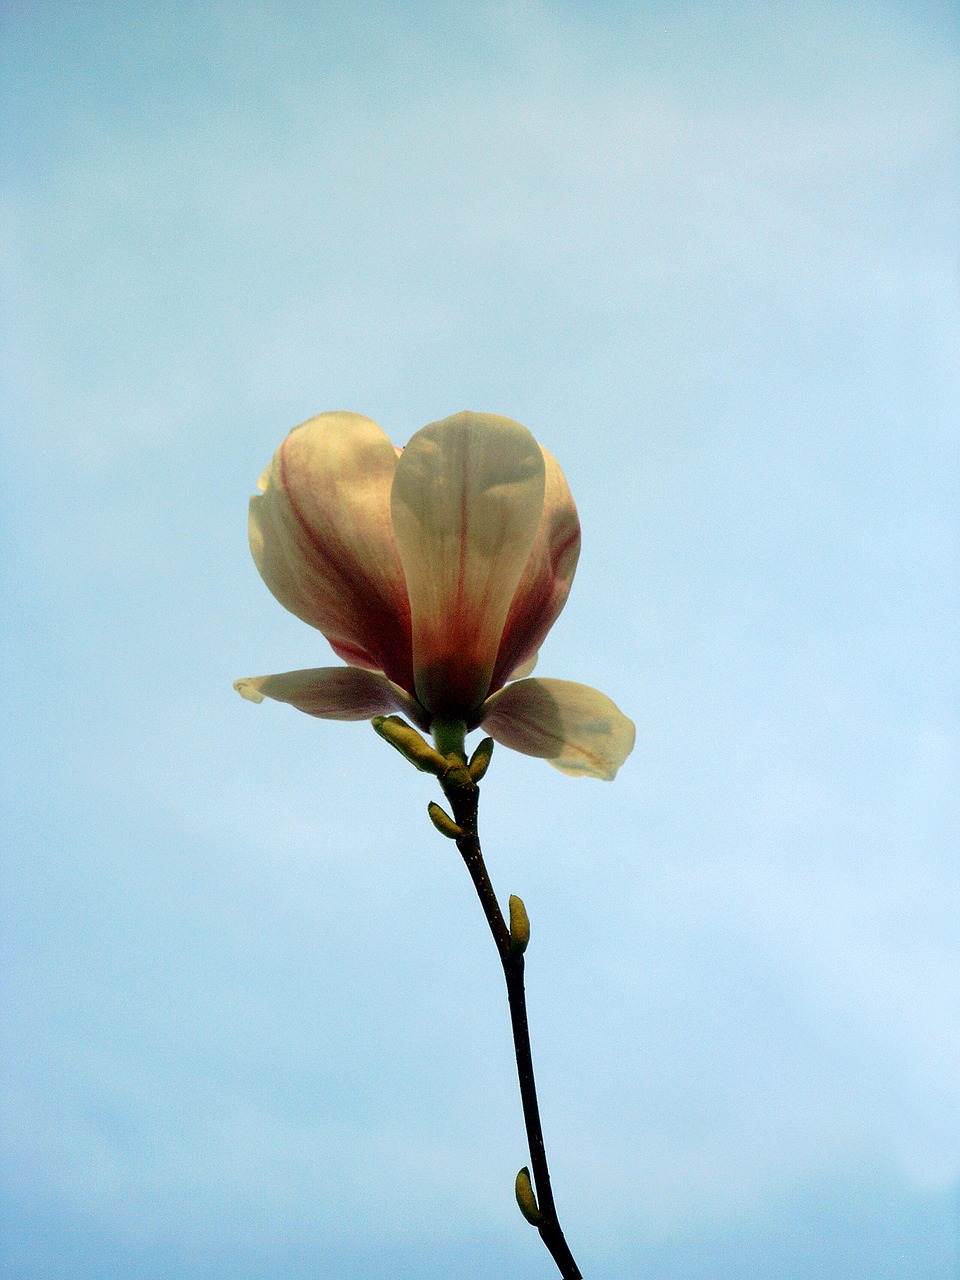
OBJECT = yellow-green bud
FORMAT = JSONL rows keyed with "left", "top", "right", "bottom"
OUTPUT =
{"left": 514, "top": 1166, "right": 542, "bottom": 1225}
{"left": 508, "top": 894, "right": 530, "bottom": 954}
{"left": 372, "top": 716, "right": 448, "bottom": 774}
{"left": 427, "top": 801, "right": 463, "bottom": 839}
{"left": 468, "top": 737, "right": 495, "bottom": 781}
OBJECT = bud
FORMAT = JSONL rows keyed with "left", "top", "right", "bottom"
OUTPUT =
{"left": 508, "top": 895, "right": 530, "bottom": 954}
{"left": 427, "top": 801, "right": 463, "bottom": 839}
{"left": 468, "top": 737, "right": 495, "bottom": 781}
{"left": 514, "top": 1166, "right": 542, "bottom": 1225}
{"left": 372, "top": 716, "right": 448, "bottom": 774}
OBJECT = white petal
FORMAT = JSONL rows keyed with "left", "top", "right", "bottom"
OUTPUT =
{"left": 233, "top": 667, "right": 428, "bottom": 727}
{"left": 390, "top": 411, "right": 545, "bottom": 717}
{"left": 481, "top": 678, "right": 635, "bottom": 780}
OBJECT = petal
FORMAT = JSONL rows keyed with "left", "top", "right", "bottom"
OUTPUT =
{"left": 390, "top": 411, "right": 545, "bottom": 718}
{"left": 490, "top": 445, "right": 581, "bottom": 693}
{"left": 249, "top": 412, "right": 414, "bottom": 692}
{"left": 481, "top": 677, "right": 635, "bottom": 780}
{"left": 233, "top": 667, "right": 429, "bottom": 728}
{"left": 508, "top": 651, "right": 539, "bottom": 680}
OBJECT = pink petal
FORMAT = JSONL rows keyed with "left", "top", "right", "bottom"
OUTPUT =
{"left": 390, "top": 411, "right": 546, "bottom": 718}
{"left": 481, "top": 678, "right": 635, "bottom": 779}
{"left": 233, "top": 667, "right": 429, "bottom": 727}
{"left": 249, "top": 412, "right": 414, "bottom": 692}
{"left": 490, "top": 445, "right": 581, "bottom": 693}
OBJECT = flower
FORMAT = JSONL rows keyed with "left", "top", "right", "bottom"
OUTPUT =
{"left": 235, "top": 410, "right": 635, "bottom": 779}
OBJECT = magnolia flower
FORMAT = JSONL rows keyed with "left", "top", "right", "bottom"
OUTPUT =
{"left": 235, "top": 410, "right": 635, "bottom": 779}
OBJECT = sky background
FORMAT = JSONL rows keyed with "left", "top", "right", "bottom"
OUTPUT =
{"left": 2, "top": 1, "right": 958, "bottom": 1277}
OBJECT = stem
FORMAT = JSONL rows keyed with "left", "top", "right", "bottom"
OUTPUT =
{"left": 439, "top": 764, "right": 584, "bottom": 1280}
{"left": 431, "top": 716, "right": 467, "bottom": 760}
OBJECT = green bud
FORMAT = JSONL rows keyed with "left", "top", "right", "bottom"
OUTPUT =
{"left": 427, "top": 801, "right": 463, "bottom": 839}
{"left": 372, "top": 716, "right": 448, "bottom": 774}
{"left": 468, "top": 736, "right": 495, "bottom": 781}
{"left": 514, "top": 1166, "right": 542, "bottom": 1225}
{"left": 508, "top": 895, "right": 530, "bottom": 954}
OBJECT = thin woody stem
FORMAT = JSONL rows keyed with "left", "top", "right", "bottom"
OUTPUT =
{"left": 438, "top": 760, "right": 583, "bottom": 1280}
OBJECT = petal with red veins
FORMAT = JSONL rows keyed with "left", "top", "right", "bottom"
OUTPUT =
{"left": 249, "top": 412, "right": 414, "bottom": 692}
{"left": 481, "top": 677, "right": 635, "bottom": 779}
{"left": 490, "top": 445, "right": 581, "bottom": 693}
{"left": 233, "top": 667, "right": 429, "bottom": 728}
{"left": 390, "top": 412, "right": 545, "bottom": 718}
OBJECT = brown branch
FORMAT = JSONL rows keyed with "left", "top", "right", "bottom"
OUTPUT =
{"left": 438, "top": 758, "right": 583, "bottom": 1280}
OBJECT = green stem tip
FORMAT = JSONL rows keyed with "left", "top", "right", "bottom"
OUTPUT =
{"left": 431, "top": 717, "right": 468, "bottom": 761}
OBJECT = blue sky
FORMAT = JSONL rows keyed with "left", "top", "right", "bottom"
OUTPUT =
{"left": 2, "top": 1, "right": 958, "bottom": 1276}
